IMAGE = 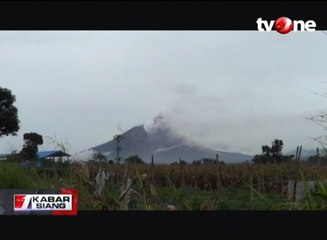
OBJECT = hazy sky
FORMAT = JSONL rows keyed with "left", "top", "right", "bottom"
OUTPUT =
{"left": 0, "top": 31, "right": 327, "bottom": 156}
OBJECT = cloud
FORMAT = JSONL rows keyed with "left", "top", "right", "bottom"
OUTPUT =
{"left": 0, "top": 31, "right": 327, "bottom": 155}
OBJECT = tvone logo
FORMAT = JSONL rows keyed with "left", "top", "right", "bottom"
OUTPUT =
{"left": 257, "top": 17, "right": 316, "bottom": 34}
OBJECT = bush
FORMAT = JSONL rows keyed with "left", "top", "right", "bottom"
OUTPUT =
{"left": 0, "top": 162, "right": 35, "bottom": 188}
{"left": 124, "top": 155, "right": 145, "bottom": 164}
{"left": 6, "top": 152, "right": 22, "bottom": 163}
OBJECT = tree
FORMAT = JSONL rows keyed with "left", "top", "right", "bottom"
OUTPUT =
{"left": 91, "top": 152, "right": 107, "bottom": 162}
{"left": 270, "top": 139, "right": 283, "bottom": 160}
{"left": 202, "top": 158, "right": 219, "bottom": 164}
{"left": 261, "top": 139, "right": 284, "bottom": 162}
{"left": 252, "top": 139, "right": 292, "bottom": 164}
{"left": 306, "top": 89, "right": 327, "bottom": 155}
{"left": 309, "top": 111, "right": 327, "bottom": 155}
{"left": 124, "top": 155, "right": 144, "bottom": 164}
{"left": 191, "top": 160, "right": 202, "bottom": 166}
{"left": 179, "top": 159, "right": 187, "bottom": 165}
{"left": 19, "top": 132, "right": 43, "bottom": 160}
{"left": 0, "top": 87, "right": 20, "bottom": 137}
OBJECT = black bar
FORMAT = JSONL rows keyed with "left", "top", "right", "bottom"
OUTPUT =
{"left": 0, "top": 1, "right": 326, "bottom": 30}
{"left": 0, "top": 211, "right": 326, "bottom": 239}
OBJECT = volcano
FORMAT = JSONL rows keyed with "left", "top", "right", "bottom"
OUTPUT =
{"left": 88, "top": 115, "right": 253, "bottom": 163}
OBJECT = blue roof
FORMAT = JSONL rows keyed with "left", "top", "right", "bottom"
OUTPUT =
{"left": 37, "top": 151, "right": 71, "bottom": 158}
{"left": 0, "top": 151, "right": 71, "bottom": 159}
{"left": 38, "top": 151, "right": 56, "bottom": 158}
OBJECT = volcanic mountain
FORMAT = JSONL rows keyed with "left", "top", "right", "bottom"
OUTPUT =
{"left": 88, "top": 116, "right": 253, "bottom": 163}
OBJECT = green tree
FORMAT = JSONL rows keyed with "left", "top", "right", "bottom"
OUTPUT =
{"left": 252, "top": 139, "right": 292, "bottom": 164}
{"left": 19, "top": 132, "right": 43, "bottom": 160}
{"left": 202, "top": 158, "right": 219, "bottom": 164}
{"left": 124, "top": 155, "right": 144, "bottom": 164}
{"left": 0, "top": 87, "right": 20, "bottom": 137}
{"left": 91, "top": 152, "right": 107, "bottom": 162}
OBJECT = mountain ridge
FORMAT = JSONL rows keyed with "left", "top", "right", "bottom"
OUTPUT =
{"left": 89, "top": 123, "right": 253, "bottom": 163}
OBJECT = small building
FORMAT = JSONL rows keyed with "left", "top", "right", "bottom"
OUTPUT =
{"left": 0, "top": 150, "right": 71, "bottom": 168}
{"left": 37, "top": 150, "right": 71, "bottom": 161}
{"left": 0, "top": 150, "right": 71, "bottom": 165}
{"left": 20, "top": 150, "right": 71, "bottom": 168}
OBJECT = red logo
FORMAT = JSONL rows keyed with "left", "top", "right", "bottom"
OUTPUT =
{"left": 14, "top": 195, "right": 27, "bottom": 209}
{"left": 257, "top": 17, "right": 316, "bottom": 34}
{"left": 13, "top": 189, "right": 78, "bottom": 215}
{"left": 53, "top": 188, "right": 78, "bottom": 216}
{"left": 274, "top": 17, "right": 293, "bottom": 34}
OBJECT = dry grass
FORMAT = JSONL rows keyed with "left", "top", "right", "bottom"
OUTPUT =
{"left": 3, "top": 160, "right": 327, "bottom": 210}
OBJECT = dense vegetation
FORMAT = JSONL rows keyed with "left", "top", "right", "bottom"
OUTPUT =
{"left": 1, "top": 158, "right": 327, "bottom": 211}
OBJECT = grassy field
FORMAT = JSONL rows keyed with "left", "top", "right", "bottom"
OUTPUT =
{"left": 1, "top": 160, "right": 327, "bottom": 210}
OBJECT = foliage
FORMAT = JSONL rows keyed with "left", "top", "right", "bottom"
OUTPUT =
{"left": 191, "top": 160, "right": 202, "bottom": 166}
{"left": 0, "top": 87, "right": 20, "bottom": 137}
{"left": 252, "top": 139, "right": 294, "bottom": 164}
{"left": 179, "top": 159, "right": 187, "bottom": 165}
{"left": 191, "top": 159, "right": 225, "bottom": 166}
{"left": 308, "top": 155, "right": 327, "bottom": 165}
{"left": 2, "top": 158, "right": 327, "bottom": 210}
{"left": 124, "top": 155, "right": 145, "bottom": 164}
{"left": 0, "top": 162, "right": 35, "bottom": 188}
{"left": 6, "top": 151, "right": 22, "bottom": 163}
{"left": 91, "top": 152, "right": 107, "bottom": 162}
{"left": 107, "top": 160, "right": 115, "bottom": 165}
{"left": 19, "top": 132, "right": 43, "bottom": 160}
{"left": 202, "top": 158, "right": 219, "bottom": 164}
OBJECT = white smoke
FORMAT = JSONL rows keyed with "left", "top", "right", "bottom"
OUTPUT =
{"left": 143, "top": 111, "right": 232, "bottom": 153}
{"left": 154, "top": 145, "right": 181, "bottom": 153}
{"left": 144, "top": 113, "right": 168, "bottom": 133}
{"left": 72, "top": 149, "right": 112, "bottom": 161}
{"left": 144, "top": 113, "right": 218, "bottom": 150}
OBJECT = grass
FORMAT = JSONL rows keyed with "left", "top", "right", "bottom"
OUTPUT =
{"left": 0, "top": 162, "right": 36, "bottom": 188}
{"left": 1, "top": 160, "right": 327, "bottom": 210}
